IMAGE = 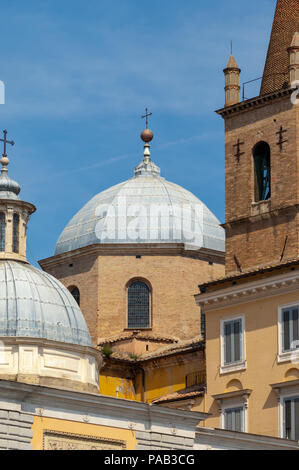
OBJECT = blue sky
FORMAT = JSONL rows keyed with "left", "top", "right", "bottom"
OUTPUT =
{"left": 0, "top": 0, "right": 275, "bottom": 265}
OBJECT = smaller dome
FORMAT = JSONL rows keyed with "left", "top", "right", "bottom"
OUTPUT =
{"left": 0, "top": 173, "right": 21, "bottom": 200}
{"left": 0, "top": 261, "right": 92, "bottom": 346}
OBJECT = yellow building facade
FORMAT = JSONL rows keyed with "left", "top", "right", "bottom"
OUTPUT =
{"left": 196, "top": 265, "right": 299, "bottom": 438}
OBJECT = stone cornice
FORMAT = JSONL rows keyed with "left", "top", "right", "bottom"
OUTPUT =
{"left": 271, "top": 379, "right": 299, "bottom": 391}
{"left": 223, "top": 204, "right": 299, "bottom": 229}
{"left": 212, "top": 389, "right": 252, "bottom": 402}
{"left": 195, "top": 270, "right": 299, "bottom": 311}
{"left": 0, "top": 336, "right": 103, "bottom": 366}
{"left": 216, "top": 88, "right": 292, "bottom": 119}
{"left": 0, "top": 379, "right": 208, "bottom": 429}
{"left": 39, "top": 243, "right": 224, "bottom": 269}
{"left": 0, "top": 198, "right": 36, "bottom": 215}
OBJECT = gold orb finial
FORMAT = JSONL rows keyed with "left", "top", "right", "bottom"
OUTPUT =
{"left": 140, "top": 129, "right": 154, "bottom": 143}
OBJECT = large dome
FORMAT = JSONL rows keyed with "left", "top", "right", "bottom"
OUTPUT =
{"left": 55, "top": 148, "right": 225, "bottom": 255}
{"left": 0, "top": 261, "right": 92, "bottom": 346}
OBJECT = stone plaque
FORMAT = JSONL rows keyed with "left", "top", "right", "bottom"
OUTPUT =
{"left": 43, "top": 431, "right": 126, "bottom": 450}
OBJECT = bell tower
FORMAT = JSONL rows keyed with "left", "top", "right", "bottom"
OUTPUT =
{"left": 218, "top": 0, "right": 299, "bottom": 275}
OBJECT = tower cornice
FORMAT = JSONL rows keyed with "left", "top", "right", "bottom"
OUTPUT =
{"left": 216, "top": 87, "right": 293, "bottom": 119}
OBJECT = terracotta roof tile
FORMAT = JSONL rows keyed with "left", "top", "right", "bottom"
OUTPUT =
{"left": 260, "top": 0, "right": 299, "bottom": 95}
{"left": 98, "top": 331, "right": 179, "bottom": 346}
{"left": 152, "top": 386, "right": 205, "bottom": 404}
{"left": 100, "top": 335, "right": 204, "bottom": 363}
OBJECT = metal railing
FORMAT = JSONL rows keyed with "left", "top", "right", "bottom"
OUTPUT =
{"left": 242, "top": 72, "right": 289, "bottom": 101}
{"left": 185, "top": 370, "right": 206, "bottom": 389}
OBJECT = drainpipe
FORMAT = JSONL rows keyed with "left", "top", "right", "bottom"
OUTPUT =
{"left": 134, "top": 366, "right": 146, "bottom": 402}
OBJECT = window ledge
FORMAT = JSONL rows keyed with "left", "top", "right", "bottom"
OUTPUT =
{"left": 213, "top": 388, "right": 252, "bottom": 401}
{"left": 124, "top": 328, "right": 153, "bottom": 332}
{"left": 251, "top": 199, "right": 271, "bottom": 217}
{"left": 220, "top": 361, "right": 247, "bottom": 375}
{"left": 277, "top": 351, "right": 299, "bottom": 364}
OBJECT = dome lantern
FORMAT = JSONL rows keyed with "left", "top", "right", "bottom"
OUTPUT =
{"left": 135, "top": 108, "right": 160, "bottom": 177}
{"left": 0, "top": 130, "right": 36, "bottom": 263}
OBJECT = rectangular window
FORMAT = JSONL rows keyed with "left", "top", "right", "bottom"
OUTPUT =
{"left": 13, "top": 213, "right": 19, "bottom": 254}
{"left": 224, "top": 318, "right": 243, "bottom": 365}
{"left": 284, "top": 397, "right": 299, "bottom": 441}
{"left": 282, "top": 306, "right": 299, "bottom": 352}
{"left": 224, "top": 407, "right": 244, "bottom": 432}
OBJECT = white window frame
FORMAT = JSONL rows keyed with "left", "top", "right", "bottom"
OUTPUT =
{"left": 219, "top": 398, "right": 248, "bottom": 433}
{"left": 278, "top": 302, "right": 299, "bottom": 364}
{"left": 277, "top": 387, "right": 299, "bottom": 440}
{"left": 222, "top": 406, "right": 245, "bottom": 433}
{"left": 220, "top": 314, "right": 246, "bottom": 374}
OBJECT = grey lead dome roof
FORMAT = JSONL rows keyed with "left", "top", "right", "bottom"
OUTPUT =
{"left": 0, "top": 261, "right": 92, "bottom": 346}
{"left": 55, "top": 153, "right": 225, "bottom": 255}
{"left": 0, "top": 172, "right": 21, "bottom": 200}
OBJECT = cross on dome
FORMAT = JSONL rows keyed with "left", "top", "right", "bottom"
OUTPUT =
{"left": 141, "top": 107, "right": 152, "bottom": 129}
{"left": 0, "top": 129, "right": 14, "bottom": 174}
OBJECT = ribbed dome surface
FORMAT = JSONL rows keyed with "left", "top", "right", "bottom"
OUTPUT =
{"left": 55, "top": 167, "right": 225, "bottom": 255}
{"left": 0, "top": 173, "right": 21, "bottom": 200}
{"left": 0, "top": 261, "right": 92, "bottom": 346}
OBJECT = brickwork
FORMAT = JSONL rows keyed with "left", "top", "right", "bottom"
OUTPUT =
{"left": 41, "top": 249, "right": 224, "bottom": 346}
{"left": 224, "top": 95, "right": 299, "bottom": 274}
{"left": 260, "top": 0, "right": 299, "bottom": 95}
{"left": 97, "top": 254, "right": 222, "bottom": 341}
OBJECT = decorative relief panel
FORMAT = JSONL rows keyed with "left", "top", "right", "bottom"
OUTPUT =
{"left": 20, "top": 347, "right": 36, "bottom": 371}
{"left": 43, "top": 431, "right": 126, "bottom": 450}
{"left": 0, "top": 346, "right": 12, "bottom": 366}
{"left": 42, "top": 351, "right": 80, "bottom": 374}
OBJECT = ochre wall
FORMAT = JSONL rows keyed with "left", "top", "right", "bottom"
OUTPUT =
{"left": 31, "top": 416, "right": 137, "bottom": 450}
{"left": 143, "top": 354, "right": 205, "bottom": 404}
{"left": 99, "top": 372, "right": 137, "bottom": 401}
{"left": 44, "top": 253, "right": 224, "bottom": 344}
{"left": 99, "top": 351, "right": 206, "bottom": 409}
{"left": 201, "top": 290, "right": 299, "bottom": 437}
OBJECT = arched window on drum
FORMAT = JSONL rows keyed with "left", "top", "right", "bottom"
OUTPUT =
{"left": 0, "top": 213, "right": 5, "bottom": 252}
{"left": 128, "top": 280, "right": 151, "bottom": 329}
{"left": 13, "top": 213, "right": 20, "bottom": 253}
{"left": 69, "top": 286, "right": 80, "bottom": 306}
